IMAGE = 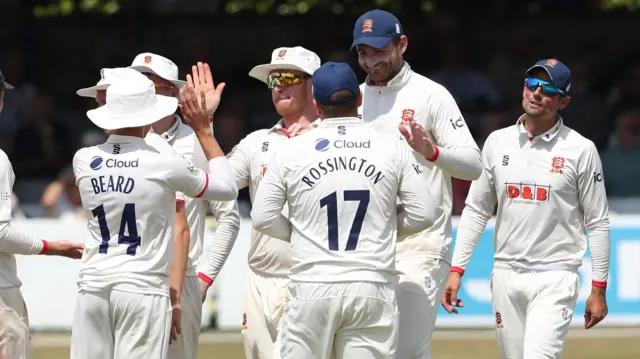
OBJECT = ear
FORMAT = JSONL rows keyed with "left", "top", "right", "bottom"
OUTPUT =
{"left": 313, "top": 99, "right": 323, "bottom": 119}
{"left": 357, "top": 91, "right": 363, "bottom": 108}
{"left": 398, "top": 35, "right": 408, "bottom": 56}
{"left": 558, "top": 95, "right": 571, "bottom": 110}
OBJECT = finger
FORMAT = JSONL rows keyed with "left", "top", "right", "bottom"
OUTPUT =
{"left": 171, "top": 326, "right": 178, "bottom": 341}
{"left": 215, "top": 82, "right": 226, "bottom": 96}
{"left": 398, "top": 123, "right": 411, "bottom": 141}
{"left": 204, "top": 63, "right": 213, "bottom": 84}
{"left": 191, "top": 65, "right": 200, "bottom": 86}
{"left": 585, "top": 316, "right": 597, "bottom": 329}
{"left": 186, "top": 74, "right": 194, "bottom": 88}
{"left": 198, "top": 62, "right": 206, "bottom": 84}
{"left": 450, "top": 289, "right": 459, "bottom": 305}
{"left": 440, "top": 296, "right": 454, "bottom": 313}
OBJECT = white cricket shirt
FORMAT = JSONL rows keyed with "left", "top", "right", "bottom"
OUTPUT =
{"left": 251, "top": 117, "right": 437, "bottom": 284}
{"left": 225, "top": 119, "right": 298, "bottom": 278}
{"left": 451, "top": 117, "right": 611, "bottom": 284}
{"left": 359, "top": 62, "right": 482, "bottom": 263}
{"left": 73, "top": 134, "right": 236, "bottom": 296}
{"left": 156, "top": 118, "right": 239, "bottom": 279}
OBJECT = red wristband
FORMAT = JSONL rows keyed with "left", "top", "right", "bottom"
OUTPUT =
{"left": 592, "top": 280, "right": 607, "bottom": 288}
{"left": 426, "top": 145, "right": 439, "bottom": 162}
{"left": 450, "top": 266, "right": 465, "bottom": 276}
{"left": 39, "top": 240, "right": 49, "bottom": 255}
{"left": 209, "top": 117, "right": 214, "bottom": 124}
{"left": 198, "top": 272, "right": 214, "bottom": 285}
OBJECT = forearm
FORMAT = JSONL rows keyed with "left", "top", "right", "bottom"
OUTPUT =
{"left": 0, "top": 223, "right": 46, "bottom": 255}
{"left": 450, "top": 206, "right": 490, "bottom": 273}
{"left": 252, "top": 212, "right": 291, "bottom": 241}
{"left": 195, "top": 128, "right": 225, "bottom": 160}
{"left": 197, "top": 205, "right": 240, "bottom": 284}
{"left": 428, "top": 147, "right": 482, "bottom": 181}
{"left": 199, "top": 157, "right": 239, "bottom": 201}
{"left": 169, "top": 225, "right": 190, "bottom": 304}
{"left": 587, "top": 221, "right": 610, "bottom": 286}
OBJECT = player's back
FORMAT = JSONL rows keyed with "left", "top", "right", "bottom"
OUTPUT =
{"left": 73, "top": 136, "right": 180, "bottom": 296}
{"left": 283, "top": 118, "right": 408, "bottom": 284}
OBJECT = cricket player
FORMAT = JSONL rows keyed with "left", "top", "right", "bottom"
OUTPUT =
{"left": 0, "top": 69, "right": 84, "bottom": 359}
{"left": 129, "top": 53, "right": 241, "bottom": 359}
{"left": 251, "top": 61, "right": 437, "bottom": 359}
{"left": 442, "top": 59, "right": 610, "bottom": 359}
{"left": 217, "top": 46, "right": 321, "bottom": 359}
{"left": 77, "top": 67, "right": 192, "bottom": 345}
{"left": 70, "top": 76, "right": 238, "bottom": 359}
{"left": 351, "top": 9, "right": 482, "bottom": 358}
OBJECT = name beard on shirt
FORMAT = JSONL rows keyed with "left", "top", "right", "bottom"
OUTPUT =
{"left": 91, "top": 175, "right": 135, "bottom": 194}
{"left": 302, "top": 156, "right": 385, "bottom": 187}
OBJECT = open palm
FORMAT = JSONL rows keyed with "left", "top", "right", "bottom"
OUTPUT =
{"left": 186, "top": 62, "right": 225, "bottom": 117}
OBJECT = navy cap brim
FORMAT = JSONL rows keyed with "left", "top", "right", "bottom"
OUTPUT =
{"left": 3, "top": 82, "right": 14, "bottom": 90}
{"left": 351, "top": 37, "right": 393, "bottom": 50}
{"left": 526, "top": 65, "right": 556, "bottom": 85}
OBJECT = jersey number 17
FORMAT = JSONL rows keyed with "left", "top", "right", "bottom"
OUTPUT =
{"left": 320, "top": 190, "right": 370, "bottom": 251}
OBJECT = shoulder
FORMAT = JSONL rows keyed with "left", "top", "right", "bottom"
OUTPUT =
{"left": 237, "top": 129, "right": 271, "bottom": 149}
{"left": 483, "top": 125, "right": 516, "bottom": 152}
{"left": 560, "top": 125, "right": 599, "bottom": 156}
{"left": 407, "top": 71, "right": 451, "bottom": 97}
{"left": 145, "top": 132, "right": 176, "bottom": 155}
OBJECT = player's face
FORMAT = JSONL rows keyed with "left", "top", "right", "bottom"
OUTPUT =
{"left": 356, "top": 36, "right": 407, "bottom": 84}
{"left": 522, "top": 69, "right": 570, "bottom": 117}
{"left": 96, "top": 90, "right": 106, "bottom": 107}
{"left": 144, "top": 73, "right": 178, "bottom": 98}
{"left": 269, "top": 69, "right": 311, "bottom": 117}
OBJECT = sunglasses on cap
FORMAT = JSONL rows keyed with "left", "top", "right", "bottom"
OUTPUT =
{"left": 267, "top": 72, "right": 310, "bottom": 89}
{"left": 524, "top": 78, "right": 567, "bottom": 97}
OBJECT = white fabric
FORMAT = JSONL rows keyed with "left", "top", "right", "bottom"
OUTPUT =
{"left": 249, "top": 46, "right": 321, "bottom": 84}
{"left": 395, "top": 258, "right": 450, "bottom": 359}
{"left": 167, "top": 276, "right": 201, "bottom": 359}
{"left": 144, "top": 132, "right": 185, "bottom": 202}
{"left": 225, "top": 120, "right": 294, "bottom": 278}
{"left": 251, "top": 117, "right": 437, "bottom": 284}
{"left": 452, "top": 118, "right": 611, "bottom": 283}
{"left": 490, "top": 268, "right": 579, "bottom": 359}
{"left": 70, "top": 289, "right": 171, "bottom": 359}
{"left": 242, "top": 271, "right": 289, "bottom": 359}
{"left": 277, "top": 281, "right": 398, "bottom": 359}
{"left": 0, "top": 287, "right": 29, "bottom": 359}
{"left": 129, "top": 52, "right": 187, "bottom": 88}
{"left": 73, "top": 135, "right": 226, "bottom": 297}
{"left": 76, "top": 67, "right": 149, "bottom": 98}
{"left": 359, "top": 62, "right": 482, "bottom": 263}
{"left": 87, "top": 77, "right": 178, "bottom": 130}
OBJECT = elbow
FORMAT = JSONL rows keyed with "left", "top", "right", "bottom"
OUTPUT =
{"left": 460, "top": 155, "right": 483, "bottom": 181}
{"left": 251, "top": 215, "right": 270, "bottom": 236}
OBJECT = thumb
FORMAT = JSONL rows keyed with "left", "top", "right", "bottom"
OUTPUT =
{"left": 215, "top": 82, "right": 226, "bottom": 96}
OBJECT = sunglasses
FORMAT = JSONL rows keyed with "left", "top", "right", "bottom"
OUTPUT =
{"left": 154, "top": 83, "right": 174, "bottom": 94}
{"left": 524, "top": 78, "right": 566, "bottom": 97}
{"left": 267, "top": 72, "right": 309, "bottom": 89}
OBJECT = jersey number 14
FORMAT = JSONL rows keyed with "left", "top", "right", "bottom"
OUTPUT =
{"left": 92, "top": 203, "right": 141, "bottom": 255}
{"left": 320, "top": 190, "right": 370, "bottom": 251}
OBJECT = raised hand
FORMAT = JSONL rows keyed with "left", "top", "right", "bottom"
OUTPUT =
{"left": 186, "top": 62, "right": 225, "bottom": 117}
{"left": 398, "top": 119, "right": 436, "bottom": 160}
{"left": 180, "top": 85, "right": 211, "bottom": 135}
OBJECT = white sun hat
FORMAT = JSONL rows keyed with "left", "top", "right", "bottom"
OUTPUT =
{"left": 249, "top": 46, "right": 321, "bottom": 84}
{"left": 86, "top": 76, "right": 178, "bottom": 131}
{"left": 76, "top": 67, "right": 149, "bottom": 98}
{"left": 129, "top": 52, "right": 187, "bottom": 89}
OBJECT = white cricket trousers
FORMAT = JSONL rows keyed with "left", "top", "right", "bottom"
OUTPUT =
{"left": 395, "top": 257, "right": 450, "bottom": 359}
{"left": 491, "top": 267, "right": 580, "bottom": 359}
{"left": 0, "top": 287, "right": 30, "bottom": 359}
{"left": 242, "top": 270, "right": 289, "bottom": 359}
{"left": 168, "top": 276, "right": 202, "bottom": 359}
{"left": 278, "top": 281, "right": 398, "bottom": 359}
{"left": 70, "top": 289, "right": 172, "bottom": 359}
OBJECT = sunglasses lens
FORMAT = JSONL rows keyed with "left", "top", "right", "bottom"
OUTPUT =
{"left": 525, "top": 78, "right": 563, "bottom": 96}
{"left": 267, "top": 73, "right": 302, "bottom": 89}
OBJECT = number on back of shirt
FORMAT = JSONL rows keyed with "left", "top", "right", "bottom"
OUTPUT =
{"left": 319, "top": 190, "right": 370, "bottom": 251}
{"left": 92, "top": 203, "right": 141, "bottom": 255}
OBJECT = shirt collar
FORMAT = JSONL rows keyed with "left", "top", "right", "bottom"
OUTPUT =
{"left": 106, "top": 134, "right": 146, "bottom": 145}
{"left": 269, "top": 118, "right": 321, "bottom": 137}
{"left": 516, "top": 114, "right": 564, "bottom": 142}
{"left": 157, "top": 115, "right": 181, "bottom": 143}
{"left": 316, "top": 117, "right": 365, "bottom": 128}
{"left": 366, "top": 62, "right": 412, "bottom": 89}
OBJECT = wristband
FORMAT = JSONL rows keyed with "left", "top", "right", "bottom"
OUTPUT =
{"left": 592, "top": 280, "right": 607, "bottom": 288}
{"left": 450, "top": 266, "right": 465, "bottom": 276}
{"left": 39, "top": 240, "right": 49, "bottom": 255}
{"left": 198, "top": 272, "right": 214, "bottom": 285}
{"left": 426, "top": 145, "right": 439, "bottom": 162}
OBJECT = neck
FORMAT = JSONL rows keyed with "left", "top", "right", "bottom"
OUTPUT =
{"left": 282, "top": 108, "right": 316, "bottom": 128}
{"left": 113, "top": 127, "right": 145, "bottom": 138}
{"left": 151, "top": 115, "right": 176, "bottom": 135}
{"left": 523, "top": 114, "right": 558, "bottom": 137}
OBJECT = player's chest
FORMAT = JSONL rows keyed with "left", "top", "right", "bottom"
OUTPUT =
{"left": 360, "top": 90, "right": 432, "bottom": 135}
{"left": 248, "top": 135, "right": 289, "bottom": 183}
{"left": 493, "top": 146, "right": 579, "bottom": 203}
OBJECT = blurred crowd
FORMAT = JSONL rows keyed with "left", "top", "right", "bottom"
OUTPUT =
{"left": 2, "top": 13, "right": 640, "bottom": 219}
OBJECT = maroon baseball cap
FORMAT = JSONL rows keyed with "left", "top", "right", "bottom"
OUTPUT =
{"left": 0, "top": 69, "right": 14, "bottom": 90}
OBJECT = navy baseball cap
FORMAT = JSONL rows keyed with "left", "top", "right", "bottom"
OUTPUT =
{"left": 0, "top": 69, "right": 13, "bottom": 91}
{"left": 351, "top": 9, "right": 403, "bottom": 50}
{"left": 526, "top": 59, "right": 571, "bottom": 93}
{"left": 312, "top": 62, "right": 360, "bottom": 105}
